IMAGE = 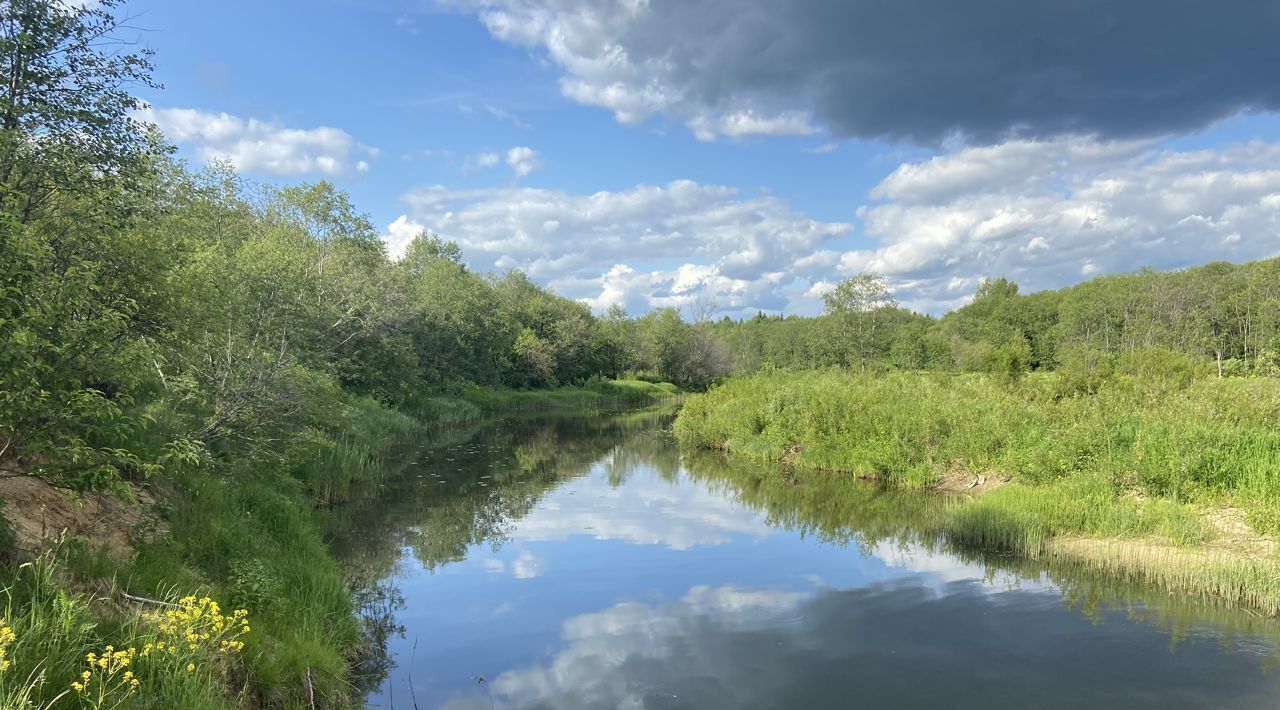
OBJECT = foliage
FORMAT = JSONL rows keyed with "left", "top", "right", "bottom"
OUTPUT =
{"left": 712, "top": 260, "right": 1280, "bottom": 379}
{"left": 676, "top": 368, "right": 1280, "bottom": 527}
{"left": 677, "top": 369, "right": 1280, "bottom": 611}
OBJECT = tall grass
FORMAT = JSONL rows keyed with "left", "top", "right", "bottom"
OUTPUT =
{"left": 1, "top": 549, "right": 250, "bottom": 709}
{"left": 676, "top": 369, "right": 1280, "bottom": 612}
{"left": 460, "top": 378, "right": 680, "bottom": 412}
{"left": 403, "top": 395, "right": 483, "bottom": 425}
{"left": 291, "top": 396, "right": 420, "bottom": 505}
{"left": 57, "top": 392, "right": 413, "bottom": 706}
{"left": 677, "top": 370, "right": 1280, "bottom": 513}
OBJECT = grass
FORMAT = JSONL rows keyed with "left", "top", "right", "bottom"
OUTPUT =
{"left": 38, "top": 392, "right": 414, "bottom": 706}
{"left": 458, "top": 378, "right": 680, "bottom": 412}
{"left": 675, "top": 368, "right": 1280, "bottom": 613}
{"left": 1, "top": 548, "right": 251, "bottom": 709}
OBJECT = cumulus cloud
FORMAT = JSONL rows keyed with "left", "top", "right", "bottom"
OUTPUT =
{"left": 844, "top": 136, "right": 1280, "bottom": 312}
{"left": 383, "top": 215, "right": 427, "bottom": 259}
{"left": 445, "top": 584, "right": 808, "bottom": 709}
{"left": 390, "top": 136, "right": 1280, "bottom": 315}
{"left": 511, "top": 458, "right": 773, "bottom": 549}
{"left": 445, "top": 0, "right": 1280, "bottom": 143}
{"left": 392, "top": 179, "right": 851, "bottom": 314}
{"left": 504, "top": 146, "right": 543, "bottom": 176}
{"left": 873, "top": 541, "right": 1052, "bottom": 592}
{"left": 461, "top": 147, "right": 543, "bottom": 176}
{"left": 482, "top": 549, "right": 548, "bottom": 578}
{"left": 138, "top": 107, "right": 376, "bottom": 176}
{"left": 437, "top": 573, "right": 1265, "bottom": 710}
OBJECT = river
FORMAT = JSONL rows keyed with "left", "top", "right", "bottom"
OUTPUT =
{"left": 325, "top": 407, "right": 1280, "bottom": 709}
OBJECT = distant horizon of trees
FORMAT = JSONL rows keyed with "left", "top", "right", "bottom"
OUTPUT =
{"left": 712, "top": 257, "right": 1280, "bottom": 379}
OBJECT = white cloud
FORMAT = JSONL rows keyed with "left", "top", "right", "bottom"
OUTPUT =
{"left": 462, "top": 151, "right": 500, "bottom": 172}
{"left": 510, "top": 549, "right": 547, "bottom": 579}
{"left": 394, "top": 14, "right": 419, "bottom": 33}
{"left": 138, "top": 107, "right": 376, "bottom": 176}
{"left": 441, "top": 0, "right": 826, "bottom": 141}
{"left": 505, "top": 146, "right": 544, "bottom": 176}
{"left": 462, "top": 147, "right": 543, "bottom": 177}
{"left": 511, "top": 455, "right": 773, "bottom": 550}
{"left": 391, "top": 179, "right": 852, "bottom": 315}
{"left": 688, "top": 110, "right": 817, "bottom": 142}
{"left": 873, "top": 541, "right": 1053, "bottom": 592}
{"left": 480, "top": 549, "right": 547, "bottom": 578}
{"left": 391, "top": 133, "right": 1280, "bottom": 315}
{"left": 442, "top": 584, "right": 807, "bottom": 709}
{"left": 869, "top": 137, "right": 1154, "bottom": 205}
{"left": 843, "top": 136, "right": 1280, "bottom": 312}
{"left": 383, "top": 215, "right": 426, "bottom": 259}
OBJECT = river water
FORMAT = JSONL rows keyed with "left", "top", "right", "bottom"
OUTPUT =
{"left": 327, "top": 408, "right": 1280, "bottom": 709}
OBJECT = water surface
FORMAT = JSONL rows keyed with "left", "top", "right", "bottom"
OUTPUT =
{"left": 330, "top": 409, "right": 1280, "bottom": 709}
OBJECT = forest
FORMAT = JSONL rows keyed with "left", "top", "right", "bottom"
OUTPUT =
{"left": 2, "top": 1, "right": 1280, "bottom": 708}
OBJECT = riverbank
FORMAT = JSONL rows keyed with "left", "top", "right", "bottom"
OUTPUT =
{"left": 424, "top": 378, "right": 681, "bottom": 420}
{"left": 674, "top": 369, "right": 1280, "bottom": 614}
{"left": 0, "top": 380, "right": 676, "bottom": 708}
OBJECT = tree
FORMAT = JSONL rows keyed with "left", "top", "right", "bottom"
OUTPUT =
{"left": 0, "top": 0, "right": 169, "bottom": 488}
{"left": 820, "top": 273, "right": 899, "bottom": 369}
{"left": 822, "top": 272, "right": 895, "bottom": 315}
{"left": 0, "top": 0, "right": 158, "bottom": 222}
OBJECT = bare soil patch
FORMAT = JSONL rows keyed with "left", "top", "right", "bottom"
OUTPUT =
{"left": 0, "top": 475, "right": 162, "bottom": 559}
{"left": 934, "top": 465, "right": 1010, "bottom": 494}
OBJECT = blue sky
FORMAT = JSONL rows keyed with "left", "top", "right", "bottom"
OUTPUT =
{"left": 126, "top": 0, "right": 1280, "bottom": 316}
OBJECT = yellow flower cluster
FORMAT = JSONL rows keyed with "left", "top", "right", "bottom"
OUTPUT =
{"left": 143, "top": 596, "right": 250, "bottom": 658}
{"left": 0, "top": 621, "right": 15, "bottom": 672}
{"left": 64, "top": 595, "right": 250, "bottom": 703}
{"left": 72, "top": 646, "right": 141, "bottom": 700}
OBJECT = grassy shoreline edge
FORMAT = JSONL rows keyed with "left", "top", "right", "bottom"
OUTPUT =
{"left": 674, "top": 369, "right": 1280, "bottom": 615}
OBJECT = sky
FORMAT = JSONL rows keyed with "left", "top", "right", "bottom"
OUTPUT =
{"left": 123, "top": 0, "right": 1280, "bottom": 317}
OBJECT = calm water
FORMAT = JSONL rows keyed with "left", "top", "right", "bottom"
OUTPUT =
{"left": 328, "top": 409, "right": 1280, "bottom": 709}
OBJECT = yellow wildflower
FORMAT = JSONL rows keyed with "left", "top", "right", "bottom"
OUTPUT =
{"left": 1, "top": 624, "right": 17, "bottom": 674}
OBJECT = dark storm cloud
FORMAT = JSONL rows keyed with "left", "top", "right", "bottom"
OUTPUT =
{"left": 471, "top": 0, "right": 1280, "bottom": 143}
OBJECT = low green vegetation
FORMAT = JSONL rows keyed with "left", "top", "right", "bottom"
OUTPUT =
{"left": 1, "top": 550, "right": 252, "bottom": 709}
{"left": 676, "top": 367, "right": 1280, "bottom": 612}
{"left": 458, "top": 378, "right": 680, "bottom": 412}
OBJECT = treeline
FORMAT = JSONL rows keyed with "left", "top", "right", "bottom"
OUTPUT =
{"left": 715, "top": 259, "right": 1280, "bottom": 379}
{"left": 6, "top": 156, "right": 716, "bottom": 487}
{"left": 0, "top": 63, "right": 722, "bottom": 495}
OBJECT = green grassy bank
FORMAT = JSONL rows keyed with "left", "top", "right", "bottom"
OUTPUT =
{"left": 0, "top": 380, "right": 674, "bottom": 708}
{"left": 403, "top": 378, "right": 680, "bottom": 426}
{"left": 674, "top": 368, "right": 1280, "bottom": 613}
{"left": 458, "top": 378, "right": 681, "bottom": 411}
